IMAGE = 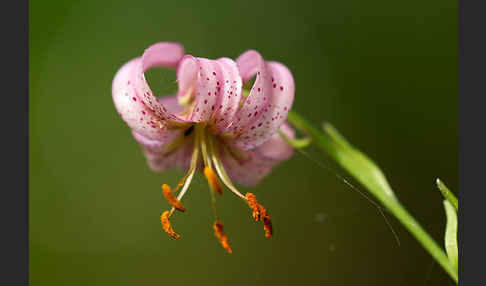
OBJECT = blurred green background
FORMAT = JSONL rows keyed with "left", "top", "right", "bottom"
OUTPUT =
{"left": 30, "top": 0, "right": 457, "bottom": 285}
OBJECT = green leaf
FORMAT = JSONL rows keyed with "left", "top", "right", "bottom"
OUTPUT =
{"left": 443, "top": 200, "right": 459, "bottom": 272}
{"left": 321, "top": 122, "right": 396, "bottom": 200}
{"left": 437, "top": 178, "right": 458, "bottom": 211}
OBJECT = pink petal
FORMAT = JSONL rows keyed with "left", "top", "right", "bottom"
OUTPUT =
{"left": 189, "top": 57, "right": 222, "bottom": 122}
{"left": 146, "top": 141, "right": 193, "bottom": 172}
{"left": 176, "top": 56, "right": 242, "bottom": 126}
{"left": 158, "top": 95, "right": 185, "bottom": 115}
{"left": 253, "top": 122, "right": 295, "bottom": 161}
{"left": 176, "top": 54, "right": 198, "bottom": 105}
{"left": 132, "top": 130, "right": 192, "bottom": 172}
{"left": 210, "top": 57, "right": 243, "bottom": 133}
{"left": 220, "top": 123, "right": 295, "bottom": 186}
{"left": 232, "top": 61, "right": 295, "bottom": 150}
{"left": 226, "top": 50, "right": 272, "bottom": 135}
{"left": 219, "top": 148, "right": 273, "bottom": 187}
{"left": 176, "top": 56, "right": 222, "bottom": 122}
{"left": 134, "top": 42, "right": 188, "bottom": 122}
{"left": 236, "top": 49, "right": 261, "bottom": 82}
{"left": 112, "top": 58, "right": 181, "bottom": 141}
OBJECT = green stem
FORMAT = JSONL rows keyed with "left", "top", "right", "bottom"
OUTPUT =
{"left": 287, "top": 111, "right": 458, "bottom": 283}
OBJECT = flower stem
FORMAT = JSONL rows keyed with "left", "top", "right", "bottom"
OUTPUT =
{"left": 286, "top": 111, "right": 458, "bottom": 283}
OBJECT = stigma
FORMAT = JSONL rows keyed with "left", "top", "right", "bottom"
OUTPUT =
{"left": 159, "top": 124, "right": 273, "bottom": 253}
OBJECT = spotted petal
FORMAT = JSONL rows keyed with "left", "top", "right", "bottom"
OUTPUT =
{"left": 232, "top": 61, "right": 295, "bottom": 150}
{"left": 210, "top": 57, "right": 243, "bottom": 132}
{"left": 134, "top": 42, "right": 188, "bottom": 123}
{"left": 225, "top": 50, "right": 273, "bottom": 137}
{"left": 113, "top": 58, "right": 183, "bottom": 141}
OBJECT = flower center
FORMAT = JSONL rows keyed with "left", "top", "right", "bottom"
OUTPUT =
{"left": 159, "top": 123, "right": 273, "bottom": 253}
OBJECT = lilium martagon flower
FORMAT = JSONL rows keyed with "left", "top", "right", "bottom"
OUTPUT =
{"left": 112, "top": 42, "right": 296, "bottom": 253}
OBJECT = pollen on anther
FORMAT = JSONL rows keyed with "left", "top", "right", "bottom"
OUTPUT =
{"left": 204, "top": 166, "right": 222, "bottom": 195}
{"left": 245, "top": 193, "right": 273, "bottom": 238}
{"left": 161, "top": 211, "right": 181, "bottom": 239}
{"left": 214, "top": 221, "right": 232, "bottom": 254}
{"left": 162, "top": 184, "right": 185, "bottom": 212}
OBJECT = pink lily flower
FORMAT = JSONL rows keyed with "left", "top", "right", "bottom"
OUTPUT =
{"left": 112, "top": 42, "right": 295, "bottom": 253}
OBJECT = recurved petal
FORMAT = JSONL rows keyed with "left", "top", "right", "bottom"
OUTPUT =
{"left": 189, "top": 57, "right": 222, "bottom": 122}
{"left": 226, "top": 50, "right": 272, "bottom": 135}
{"left": 210, "top": 57, "right": 243, "bottom": 132}
{"left": 232, "top": 61, "right": 295, "bottom": 150}
{"left": 176, "top": 56, "right": 243, "bottom": 126}
{"left": 134, "top": 42, "right": 188, "bottom": 123}
{"left": 236, "top": 49, "right": 262, "bottom": 82}
{"left": 176, "top": 56, "right": 223, "bottom": 122}
{"left": 220, "top": 123, "right": 295, "bottom": 186}
{"left": 176, "top": 54, "right": 198, "bottom": 105}
{"left": 113, "top": 58, "right": 183, "bottom": 141}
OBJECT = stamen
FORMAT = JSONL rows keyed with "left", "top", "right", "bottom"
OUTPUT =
{"left": 168, "top": 143, "right": 199, "bottom": 217}
{"left": 213, "top": 221, "right": 232, "bottom": 254}
{"left": 204, "top": 166, "right": 222, "bottom": 195}
{"left": 245, "top": 193, "right": 273, "bottom": 238}
{"left": 161, "top": 211, "right": 181, "bottom": 239}
{"left": 208, "top": 138, "right": 246, "bottom": 200}
{"left": 162, "top": 184, "right": 186, "bottom": 212}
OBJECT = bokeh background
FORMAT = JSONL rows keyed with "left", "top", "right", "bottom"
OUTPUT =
{"left": 30, "top": 0, "right": 457, "bottom": 285}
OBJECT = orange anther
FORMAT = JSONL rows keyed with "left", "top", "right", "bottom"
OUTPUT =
{"left": 245, "top": 192, "right": 273, "bottom": 238}
{"left": 162, "top": 184, "right": 186, "bottom": 212}
{"left": 213, "top": 221, "right": 232, "bottom": 254}
{"left": 161, "top": 211, "right": 181, "bottom": 239}
{"left": 261, "top": 213, "right": 273, "bottom": 238}
{"left": 204, "top": 166, "right": 222, "bottom": 195}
